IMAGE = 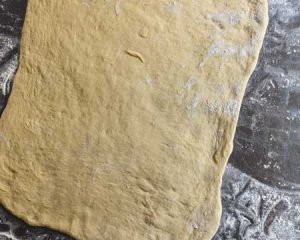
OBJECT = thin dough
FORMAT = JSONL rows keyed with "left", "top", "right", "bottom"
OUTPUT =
{"left": 0, "top": 0, "right": 268, "bottom": 239}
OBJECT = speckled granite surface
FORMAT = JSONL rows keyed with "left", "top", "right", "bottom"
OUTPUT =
{"left": 0, "top": 0, "right": 299, "bottom": 239}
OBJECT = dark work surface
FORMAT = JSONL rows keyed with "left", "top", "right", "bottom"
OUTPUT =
{"left": 0, "top": 0, "right": 299, "bottom": 239}
{"left": 229, "top": 0, "right": 300, "bottom": 189}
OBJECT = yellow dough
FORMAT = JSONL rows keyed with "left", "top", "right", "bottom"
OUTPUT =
{"left": 0, "top": 0, "right": 268, "bottom": 239}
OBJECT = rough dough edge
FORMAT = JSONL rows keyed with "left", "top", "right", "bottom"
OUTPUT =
{"left": 208, "top": 1, "right": 270, "bottom": 239}
{"left": 0, "top": 1, "right": 270, "bottom": 239}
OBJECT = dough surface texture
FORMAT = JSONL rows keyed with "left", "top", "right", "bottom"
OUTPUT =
{"left": 0, "top": 1, "right": 268, "bottom": 239}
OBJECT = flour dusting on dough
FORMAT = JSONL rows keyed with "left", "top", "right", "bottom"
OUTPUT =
{"left": 177, "top": 77, "right": 197, "bottom": 96}
{"left": 115, "top": 0, "right": 121, "bottom": 16}
{"left": 205, "top": 100, "right": 222, "bottom": 113}
{"left": 224, "top": 99, "right": 239, "bottom": 117}
{"left": 204, "top": 99, "right": 240, "bottom": 117}
{"left": 165, "top": 1, "right": 184, "bottom": 15}
{"left": 144, "top": 78, "right": 153, "bottom": 87}
{"left": 199, "top": 29, "right": 262, "bottom": 69}
{"left": 186, "top": 94, "right": 202, "bottom": 117}
{"left": 209, "top": 11, "right": 244, "bottom": 26}
{"left": 199, "top": 41, "right": 238, "bottom": 68}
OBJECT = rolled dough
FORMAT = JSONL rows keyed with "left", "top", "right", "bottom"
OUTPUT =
{"left": 0, "top": 0, "right": 268, "bottom": 239}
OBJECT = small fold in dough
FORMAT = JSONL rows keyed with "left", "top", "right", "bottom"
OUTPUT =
{"left": 0, "top": 0, "right": 268, "bottom": 239}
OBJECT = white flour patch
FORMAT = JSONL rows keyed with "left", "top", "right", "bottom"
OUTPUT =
{"left": 144, "top": 77, "right": 153, "bottom": 87}
{"left": 199, "top": 41, "right": 239, "bottom": 68}
{"left": 240, "top": 31, "right": 262, "bottom": 58}
{"left": 224, "top": 99, "right": 239, "bottom": 117}
{"left": 165, "top": 1, "right": 184, "bottom": 15}
{"left": 115, "top": 0, "right": 121, "bottom": 16}
{"left": 0, "top": 54, "right": 18, "bottom": 95}
{"left": 0, "top": 34, "right": 18, "bottom": 96}
{"left": 184, "top": 77, "right": 197, "bottom": 91}
{"left": 209, "top": 11, "right": 244, "bottom": 26}
{"left": 186, "top": 94, "right": 201, "bottom": 115}
{"left": 204, "top": 100, "right": 222, "bottom": 113}
{"left": 0, "top": 34, "right": 16, "bottom": 59}
{"left": 190, "top": 94, "right": 201, "bottom": 110}
{"left": 204, "top": 99, "right": 239, "bottom": 117}
{"left": 0, "top": 231, "right": 18, "bottom": 240}
{"left": 177, "top": 77, "right": 197, "bottom": 96}
{"left": 200, "top": 27, "right": 261, "bottom": 68}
